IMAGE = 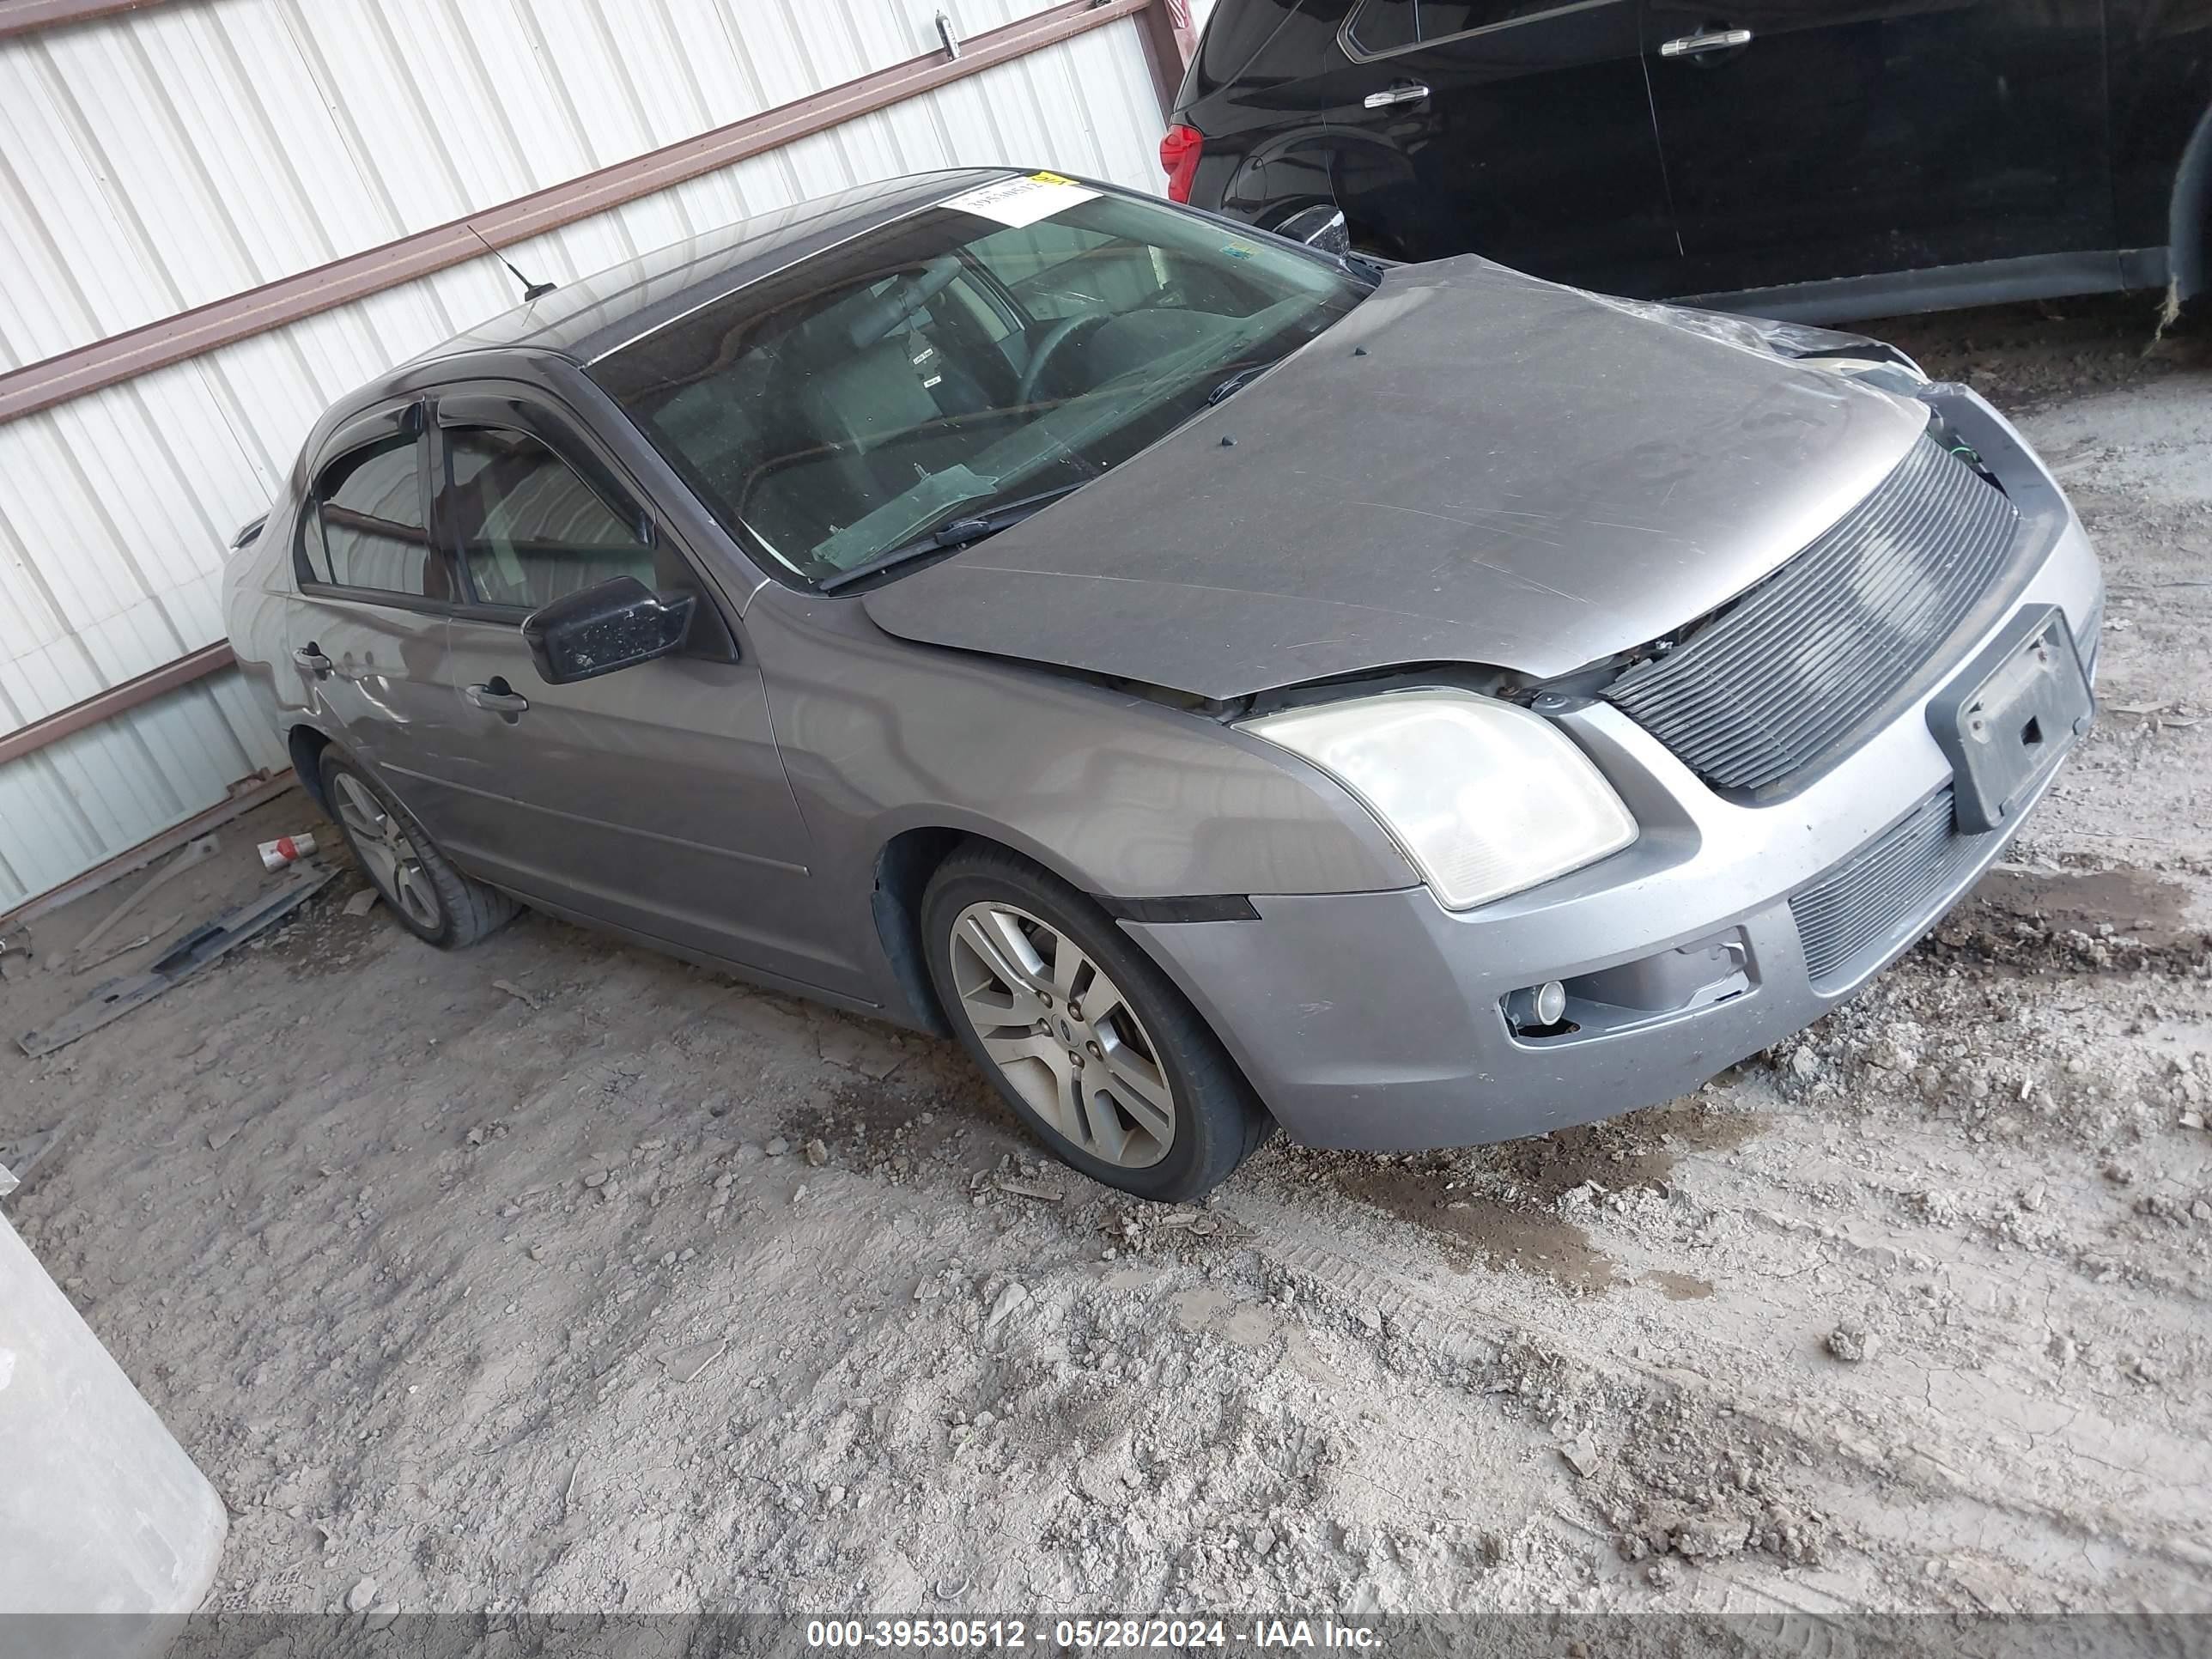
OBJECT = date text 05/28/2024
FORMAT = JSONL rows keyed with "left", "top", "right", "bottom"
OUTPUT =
{"left": 804, "top": 1619, "right": 1382, "bottom": 1650}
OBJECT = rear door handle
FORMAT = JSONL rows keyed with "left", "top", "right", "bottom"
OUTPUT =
{"left": 463, "top": 680, "right": 530, "bottom": 715}
{"left": 1364, "top": 82, "right": 1431, "bottom": 108}
{"left": 292, "top": 645, "right": 332, "bottom": 675}
{"left": 1659, "top": 27, "right": 1753, "bottom": 56}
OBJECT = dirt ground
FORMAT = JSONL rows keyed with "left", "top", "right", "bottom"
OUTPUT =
{"left": 3, "top": 294, "right": 2209, "bottom": 1620}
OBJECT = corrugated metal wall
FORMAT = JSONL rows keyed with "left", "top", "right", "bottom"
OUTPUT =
{"left": 0, "top": 0, "right": 1174, "bottom": 913}
{"left": 0, "top": 674, "right": 283, "bottom": 909}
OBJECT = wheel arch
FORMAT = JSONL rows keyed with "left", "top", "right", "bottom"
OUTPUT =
{"left": 867, "top": 819, "right": 1154, "bottom": 1037}
{"left": 2167, "top": 102, "right": 2212, "bottom": 305}
{"left": 1257, "top": 191, "right": 1409, "bottom": 260}
{"left": 287, "top": 723, "right": 335, "bottom": 814}
{"left": 1239, "top": 125, "right": 1419, "bottom": 258}
{"left": 871, "top": 825, "right": 967, "bottom": 1036}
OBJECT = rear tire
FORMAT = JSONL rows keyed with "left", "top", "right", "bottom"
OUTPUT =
{"left": 921, "top": 843, "right": 1271, "bottom": 1203}
{"left": 318, "top": 750, "right": 515, "bottom": 949}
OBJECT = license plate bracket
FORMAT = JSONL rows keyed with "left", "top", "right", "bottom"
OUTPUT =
{"left": 1926, "top": 605, "right": 2093, "bottom": 835}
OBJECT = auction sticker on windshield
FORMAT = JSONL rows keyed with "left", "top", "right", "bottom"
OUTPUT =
{"left": 945, "top": 171, "right": 1101, "bottom": 228}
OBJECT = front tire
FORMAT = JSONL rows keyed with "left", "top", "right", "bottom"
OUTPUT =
{"left": 921, "top": 845, "right": 1270, "bottom": 1202}
{"left": 319, "top": 750, "right": 515, "bottom": 949}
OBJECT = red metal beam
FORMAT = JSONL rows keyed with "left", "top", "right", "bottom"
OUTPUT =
{"left": 0, "top": 0, "right": 173, "bottom": 40}
{"left": 1132, "top": 0, "right": 1197, "bottom": 118}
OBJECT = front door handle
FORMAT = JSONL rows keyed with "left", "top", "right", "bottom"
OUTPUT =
{"left": 1659, "top": 27, "right": 1753, "bottom": 56}
{"left": 292, "top": 644, "right": 332, "bottom": 676}
{"left": 1364, "top": 82, "right": 1431, "bottom": 108}
{"left": 463, "top": 679, "right": 531, "bottom": 715}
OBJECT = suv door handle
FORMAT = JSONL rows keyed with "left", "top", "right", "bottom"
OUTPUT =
{"left": 1659, "top": 27, "right": 1753, "bottom": 56}
{"left": 463, "top": 679, "right": 531, "bottom": 715}
{"left": 292, "top": 644, "right": 332, "bottom": 676}
{"left": 1364, "top": 82, "right": 1431, "bottom": 108}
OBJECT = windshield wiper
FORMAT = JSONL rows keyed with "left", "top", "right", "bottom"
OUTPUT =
{"left": 1164, "top": 361, "right": 1280, "bottom": 441}
{"left": 1201, "top": 364, "right": 1270, "bottom": 407}
{"left": 817, "top": 483, "right": 1085, "bottom": 593}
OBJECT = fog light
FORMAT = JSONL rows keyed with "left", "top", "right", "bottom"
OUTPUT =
{"left": 1505, "top": 979, "right": 1568, "bottom": 1032}
{"left": 1532, "top": 979, "right": 1567, "bottom": 1024}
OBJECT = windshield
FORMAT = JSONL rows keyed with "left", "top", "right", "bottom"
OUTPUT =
{"left": 590, "top": 175, "right": 1370, "bottom": 586}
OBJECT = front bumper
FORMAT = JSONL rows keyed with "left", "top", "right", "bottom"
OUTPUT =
{"left": 1126, "top": 392, "right": 2104, "bottom": 1152}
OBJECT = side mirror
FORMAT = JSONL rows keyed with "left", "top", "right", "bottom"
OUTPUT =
{"left": 521, "top": 575, "right": 696, "bottom": 685}
{"left": 1276, "top": 204, "right": 1350, "bottom": 258}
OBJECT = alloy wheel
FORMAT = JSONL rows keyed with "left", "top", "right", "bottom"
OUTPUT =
{"left": 332, "top": 772, "right": 442, "bottom": 933}
{"left": 947, "top": 900, "right": 1177, "bottom": 1170}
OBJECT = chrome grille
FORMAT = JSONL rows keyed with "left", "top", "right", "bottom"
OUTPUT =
{"left": 1606, "top": 435, "right": 2021, "bottom": 794}
{"left": 1790, "top": 787, "right": 1991, "bottom": 988}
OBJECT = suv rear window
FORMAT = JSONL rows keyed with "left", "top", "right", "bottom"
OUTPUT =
{"left": 1346, "top": 0, "right": 1564, "bottom": 54}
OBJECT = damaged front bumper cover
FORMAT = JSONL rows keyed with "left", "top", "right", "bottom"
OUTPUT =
{"left": 1121, "top": 389, "right": 2103, "bottom": 1152}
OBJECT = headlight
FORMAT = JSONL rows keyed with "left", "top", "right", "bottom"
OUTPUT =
{"left": 1241, "top": 688, "right": 1637, "bottom": 909}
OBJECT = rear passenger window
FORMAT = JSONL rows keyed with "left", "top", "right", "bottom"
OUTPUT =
{"left": 436, "top": 427, "right": 655, "bottom": 611}
{"left": 306, "top": 434, "right": 439, "bottom": 597}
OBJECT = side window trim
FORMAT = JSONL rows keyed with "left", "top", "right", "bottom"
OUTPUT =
{"left": 1338, "top": 0, "right": 1621, "bottom": 64}
{"left": 286, "top": 586, "right": 458, "bottom": 621}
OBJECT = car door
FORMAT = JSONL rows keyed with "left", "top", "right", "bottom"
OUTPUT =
{"left": 1325, "top": 0, "right": 1681, "bottom": 295}
{"left": 1642, "top": 0, "right": 2112, "bottom": 300}
{"left": 409, "top": 389, "right": 837, "bottom": 994}
{"left": 289, "top": 402, "right": 460, "bottom": 803}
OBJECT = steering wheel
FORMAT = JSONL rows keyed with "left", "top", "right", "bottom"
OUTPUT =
{"left": 1017, "top": 313, "right": 1110, "bottom": 408}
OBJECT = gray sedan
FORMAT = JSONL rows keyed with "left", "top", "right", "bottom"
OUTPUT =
{"left": 223, "top": 168, "right": 2100, "bottom": 1201}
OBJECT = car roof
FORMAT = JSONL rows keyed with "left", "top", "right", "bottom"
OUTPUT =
{"left": 411, "top": 167, "right": 1022, "bottom": 369}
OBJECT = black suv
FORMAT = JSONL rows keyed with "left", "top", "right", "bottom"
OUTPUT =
{"left": 1164, "top": 0, "right": 2212, "bottom": 320}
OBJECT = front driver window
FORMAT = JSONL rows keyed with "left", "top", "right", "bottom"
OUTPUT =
{"left": 437, "top": 426, "right": 656, "bottom": 611}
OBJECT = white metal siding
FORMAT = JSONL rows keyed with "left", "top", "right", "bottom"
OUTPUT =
{"left": 0, "top": 672, "right": 289, "bottom": 912}
{"left": 0, "top": 0, "right": 1172, "bottom": 908}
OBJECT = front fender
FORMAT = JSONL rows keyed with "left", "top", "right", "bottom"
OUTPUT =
{"left": 751, "top": 593, "right": 1418, "bottom": 904}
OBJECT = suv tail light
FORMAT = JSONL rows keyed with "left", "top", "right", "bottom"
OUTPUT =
{"left": 1159, "top": 124, "right": 1204, "bottom": 204}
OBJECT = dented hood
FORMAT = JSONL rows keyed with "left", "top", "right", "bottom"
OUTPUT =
{"left": 861, "top": 256, "right": 1927, "bottom": 700}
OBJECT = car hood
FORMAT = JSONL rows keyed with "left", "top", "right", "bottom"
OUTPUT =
{"left": 861, "top": 255, "right": 1928, "bottom": 700}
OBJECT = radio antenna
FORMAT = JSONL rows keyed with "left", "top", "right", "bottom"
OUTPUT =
{"left": 465, "top": 224, "right": 557, "bottom": 303}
